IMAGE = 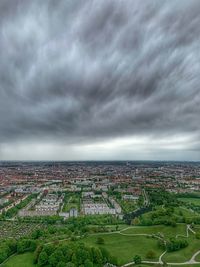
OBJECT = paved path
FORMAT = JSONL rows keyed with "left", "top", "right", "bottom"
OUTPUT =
{"left": 0, "top": 253, "right": 17, "bottom": 266}
{"left": 159, "top": 250, "right": 167, "bottom": 264}
{"left": 2, "top": 224, "right": 198, "bottom": 267}
{"left": 188, "top": 224, "right": 196, "bottom": 235}
{"left": 189, "top": 249, "right": 200, "bottom": 263}
{"left": 122, "top": 253, "right": 200, "bottom": 267}
{"left": 142, "top": 189, "right": 149, "bottom": 206}
{"left": 38, "top": 223, "right": 200, "bottom": 267}
{"left": 89, "top": 224, "right": 199, "bottom": 267}
{"left": 121, "top": 224, "right": 200, "bottom": 267}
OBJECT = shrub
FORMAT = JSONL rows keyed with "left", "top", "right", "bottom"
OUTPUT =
{"left": 133, "top": 255, "right": 141, "bottom": 264}
{"left": 96, "top": 237, "right": 105, "bottom": 245}
{"left": 146, "top": 250, "right": 156, "bottom": 259}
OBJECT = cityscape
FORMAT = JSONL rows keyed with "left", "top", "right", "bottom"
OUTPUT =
{"left": 0, "top": 0, "right": 200, "bottom": 267}
{"left": 1, "top": 161, "right": 200, "bottom": 266}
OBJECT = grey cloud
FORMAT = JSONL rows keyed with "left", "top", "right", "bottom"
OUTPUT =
{"left": 0, "top": 0, "right": 200, "bottom": 159}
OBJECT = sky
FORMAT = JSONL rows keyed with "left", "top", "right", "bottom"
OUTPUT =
{"left": 0, "top": 0, "right": 200, "bottom": 161}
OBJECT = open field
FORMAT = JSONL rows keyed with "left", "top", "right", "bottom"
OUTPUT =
{"left": 121, "top": 224, "right": 186, "bottom": 237}
{"left": 62, "top": 193, "right": 80, "bottom": 212}
{"left": 3, "top": 253, "right": 200, "bottom": 267}
{"left": 1, "top": 224, "right": 200, "bottom": 267}
{"left": 163, "top": 236, "right": 200, "bottom": 263}
{"left": 80, "top": 224, "right": 200, "bottom": 265}
{"left": 2, "top": 253, "right": 36, "bottom": 267}
{"left": 80, "top": 232, "right": 163, "bottom": 265}
{"left": 195, "top": 251, "right": 200, "bottom": 261}
{"left": 140, "top": 206, "right": 198, "bottom": 224}
{"left": 88, "top": 224, "right": 128, "bottom": 231}
{"left": 179, "top": 197, "right": 200, "bottom": 206}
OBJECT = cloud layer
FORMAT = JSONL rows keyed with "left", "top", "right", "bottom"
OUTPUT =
{"left": 0, "top": 0, "right": 200, "bottom": 160}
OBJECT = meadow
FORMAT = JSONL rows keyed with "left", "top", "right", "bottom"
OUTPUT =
{"left": 121, "top": 224, "right": 186, "bottom": 237}
{"left": 80, "top": 232, "right": 163, "bottom": 265}
{"left": 2, "top": 253, "right": 36, "bottom": 267}
{"left": 163, "top": 236, "right": 200, "bottom": 263}
{"left": 2, "top": 225, "right": 200, "bottom": 267}
{"left": 178, "top": 197, "right": 200, "bottom": 206}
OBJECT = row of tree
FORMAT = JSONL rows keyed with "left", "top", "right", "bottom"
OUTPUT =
{"left": 35, "top": 242, "right": 117, "bottom": 267}
{"left": 158, "top": 238, "right": 188, "bottom": 252}
{"left": 1, "top": 194, "right": 36, "bottom": 219}
{"left": 0, "top": 238, "right": 37, "bottom": 264}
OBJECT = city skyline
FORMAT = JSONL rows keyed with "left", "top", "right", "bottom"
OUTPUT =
{"left": 0, "top": 0, "right": 200, "bottom": 161}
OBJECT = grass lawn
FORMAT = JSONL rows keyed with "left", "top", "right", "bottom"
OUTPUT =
{"left": 63, "top": 202, "right": 78, "bottom": 212}
{"left": 139, "top": 266, "right": 200, "bottom": 267}
{"left": 2, "top": 253, "right": 36, "bottom": 267}
{"left": 174, "top": 207, "right": 197, "bottom": 217}
{"left": 194, "top": 250, "right": 200, "bottom": 262}
{"left": 80, "top": 233, "right": 163, "bottom": 265}
{"left": 163, "top": 236, "right": 200, "bottom": 263}
{"left": 121, "top": 224, "right": 187, "bottom": 238}
{"left": 178, "top": 197, "right": 200, "bottom": 206}
{"left": 88, "top": 224, "right": 128, "bottom": 231}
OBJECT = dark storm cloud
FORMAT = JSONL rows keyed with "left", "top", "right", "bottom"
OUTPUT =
{"left": 0, "top": 0, "right": 200, "bottom": 155}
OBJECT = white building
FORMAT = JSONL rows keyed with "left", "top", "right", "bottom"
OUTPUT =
{"left": 82, "top": 203, "right": 116, "bottom": 215}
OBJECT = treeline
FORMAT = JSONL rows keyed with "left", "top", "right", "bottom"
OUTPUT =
{"left": 0, "top": 240, "right": 17, "bottom": 264}
{"left": 18, "top": 214, "right": 122, "bottom": 226}
{"left": 158, "top": 238, "right": 188, "bottom": 252}
{"left": 0, "top": 236, "right": 117, "bottom": 266}
{"left": 1, "top": 194, "right": 36, "bottom": 219}
{"left": 0, "top": 238, "right": 37, "bottom": 264}
{"left": 139, "top": 206, "right": 200, "bottom": 226}
{"left": 146, "top": 188, "right": 178, "bottom": 206}
{"left": 177, "top": 193, "right": 200, "bottom": 198}
{"left": 0, "top": 199, "right": 12, "bottom": 210}
{"left": 35, "top": 242, "right": 117, "bottom": 267}
{"left": 123, "top": 206, "right": 152, "bottom": 225}
{"left": 29, "top": 224, "right": 120, "bottom": 243}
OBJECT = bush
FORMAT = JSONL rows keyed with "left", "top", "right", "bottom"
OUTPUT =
{"left": 166, "top": 238, "right": 188, "bottom": 252}
{"left": 17, "top": 239, "right": 37, "bottom": 253}
{"left": 196, "top": 232, "right": 200, "bottom": 239}
{"left": 38, "top": 251, "right": 48, "bottom": 266}
{"left": 133, "top": 255, "right": 141, "bottom": 264}
{"left": 146, "top": 250, "right": 156, "bottom": 259}
{"left": 96, "top": 237, "right": 105, "bottom": 245}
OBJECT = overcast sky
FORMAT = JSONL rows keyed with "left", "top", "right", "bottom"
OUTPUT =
{"left": 0, "top": 0, "right": 200, "bottom": 161}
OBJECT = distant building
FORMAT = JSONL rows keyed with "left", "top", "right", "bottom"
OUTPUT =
{"left": 69, "top": 208, "right": 78, "bottom": 217}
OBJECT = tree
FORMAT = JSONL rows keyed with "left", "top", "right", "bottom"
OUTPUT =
{"left": 49, "top": 249, "right": 65, "bottom": 267}
{"left": 57, "top": 262, "right": 67, "bottom": 267}
{"left": 84, "top": 259, "right": 93, "bottom": 267}
{"left": 133, "top": 255, "right": 141, "bottom": 264}
{"left": 74, "top": 247, "right": 90, "bottom": 266}
{"left": 60, "top": 245, "right": 73, "bottom": 262}
{"left": 66, "top": 262, "right": 75, "bottom": 267}
{"left": 34, "top": 245, "right": 43, "bottom": 264}
{"left": 132, "top": 217, "right": 140, "bottom": 226}
{"left": 91, "top": 247, "right": 103, "bottom": 264}
{"left": 99, "top": 247, "right": 110, "bottom": 263}
{"left": 38, "top": 251, "right": 48, "bottom": 266}
{"left": 166, "top": 238, "right": 188, "bottom": 252}
{"left": 32, "top": 229, "right": 44, "bottom": 239}
{"left": 96, "top": 237, "right": 105, "bottom": 245}
{"left": 43, "top": 244, "right": 54, "bottom": 255}
{"left": 196, "top": 232, "right": 200, "bottom": 239}
{"left": 146, "top": 250, "right": 156, "bottom": 259}
{"left": 17, "top": 239, "right": 37, "bottom": 253}
{"left": 0, "top": 250, "right": 8, "bottom": 264}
